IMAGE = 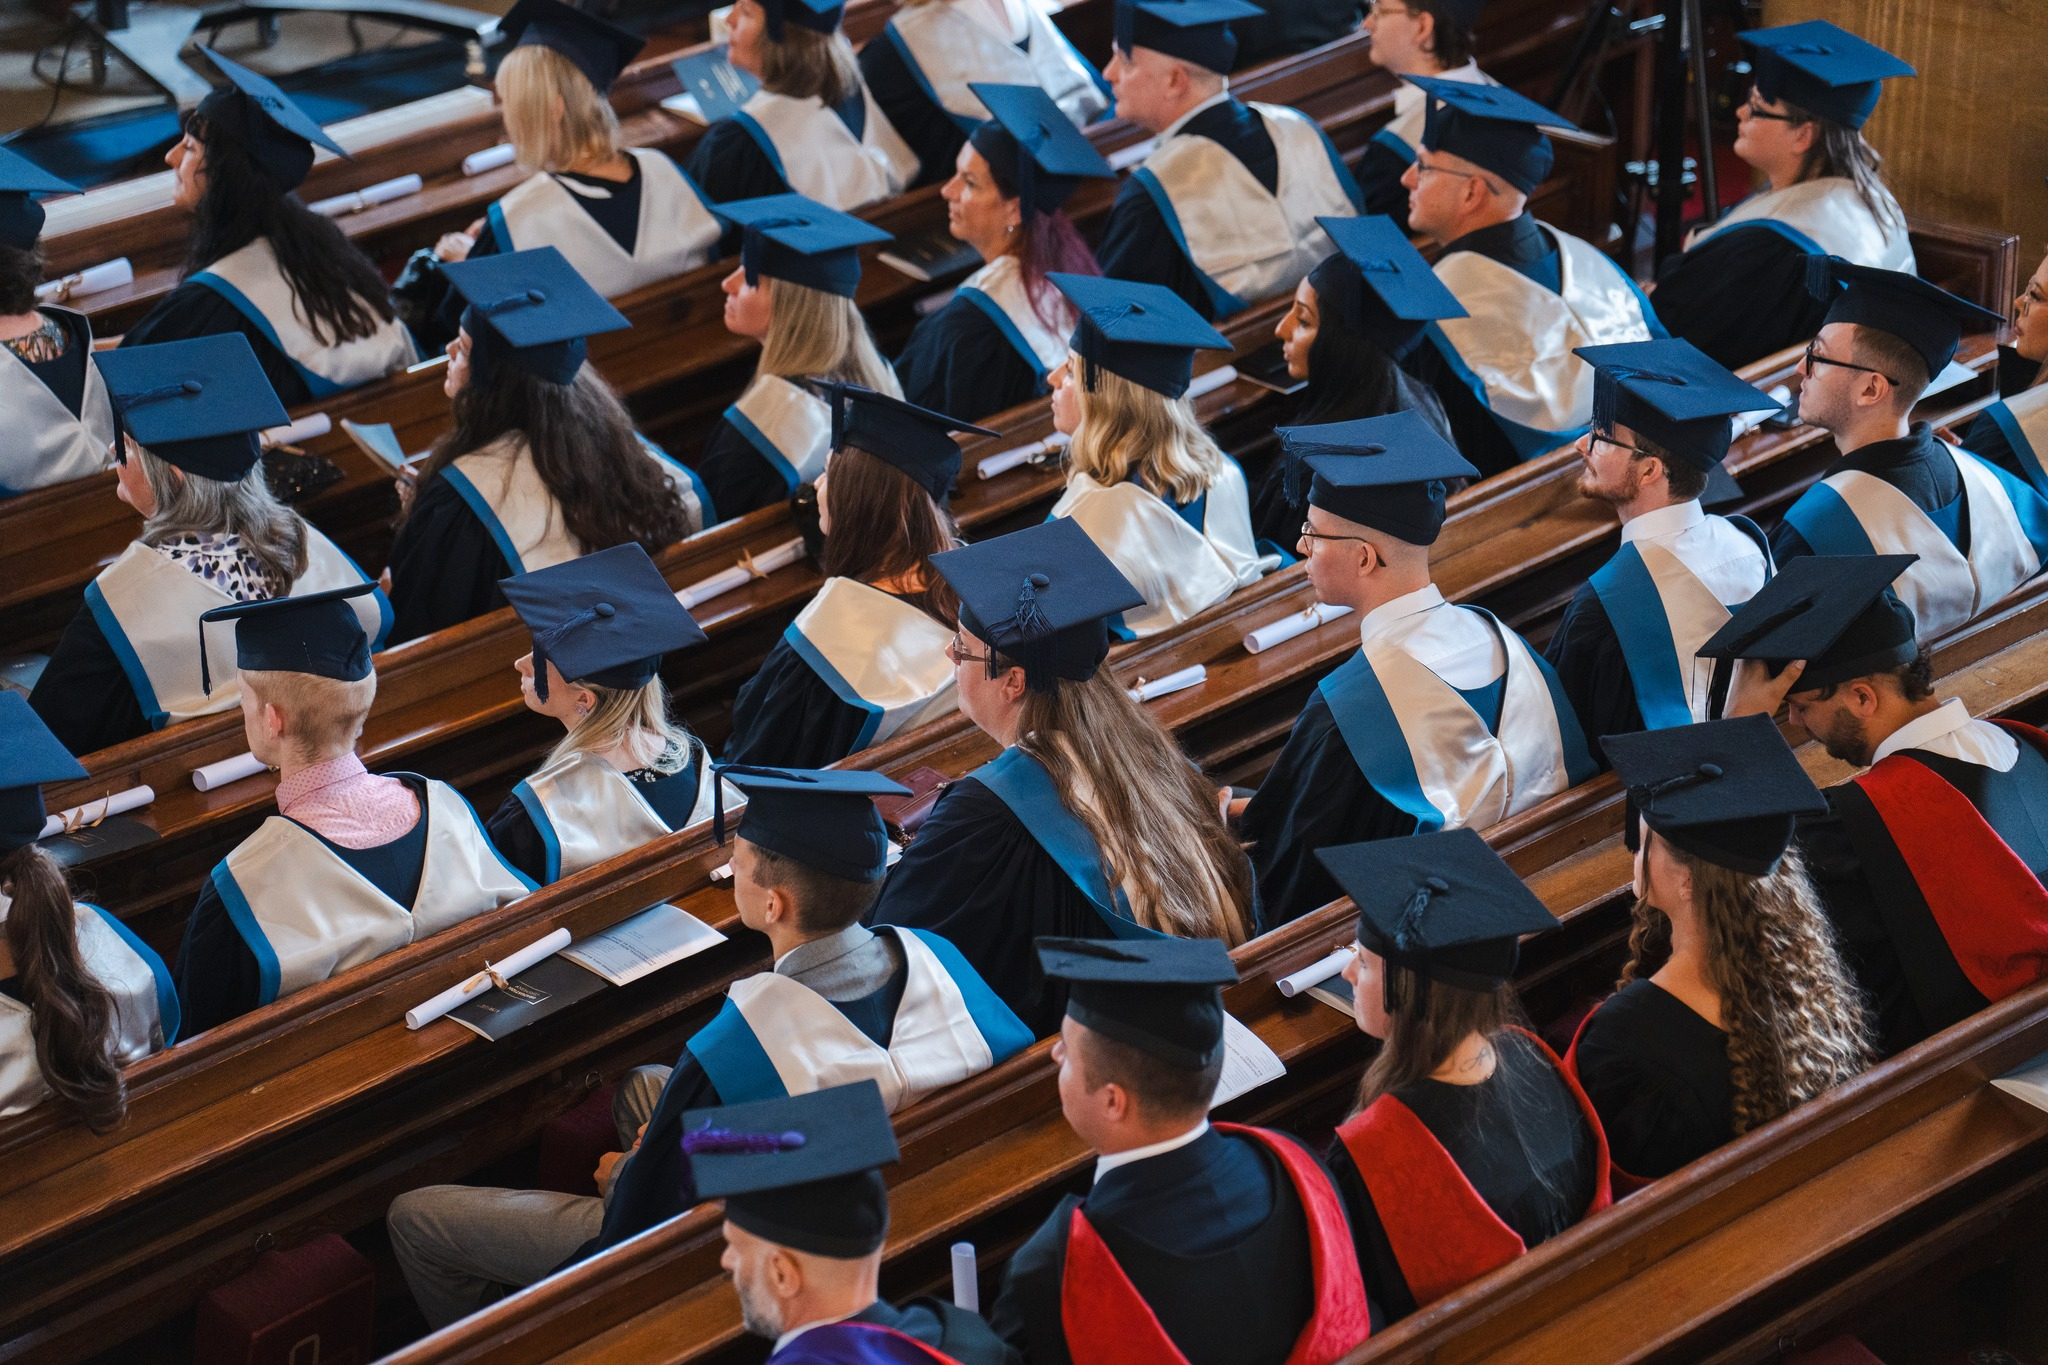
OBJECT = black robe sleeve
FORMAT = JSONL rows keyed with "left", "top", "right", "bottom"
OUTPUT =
{"left": 1399, "top": 341, "right": 1523, "bottom": 479}
{"left": 722, "top": 635, "right": 876, "bottom": 769}
{"left": 1320, "top": 1134, "right": 1417, "bottom": 1323}
{"left": 1352, "top": 139, "right": 1413, "bottom": 228}
{"left": 1963, "top": 407, "right": 2032, "bottom": 486}
{"left": 383, "top": 471, "right": 516, "bottom": 644}
{"left": 1572, "top": 991, "right": 1729, "bottom": 1180}
{"left": 862, "top": 1300, "right": 1023, "bottom": 1365}
{"left": 28, "top": 602, "right": 150, "bottom": 757}
{"left": 1542, "top": 582, "right": 1639, "bottom": 762}
{"left": 173, "top": 877, "right": 265, "bottom": 1037}
{"left": 694, "top": 412, "right": 795, "bottom": 523}
{"left": 1767, "top": 515, "right": 1815, "bottom": 566}
{"left": 485, "top": 790, "right": 551, "bottom": 888}
{"left": 1651, "top": 225, "right": 1832, "bottom": 373}
{"left": 857, "top": 30, "right": 965, "bottom": 189}
{"left": 1093, "top": 177, "right": 1219, "bottom": 321}
{"left": 121, "top": 281, "right": 313, "bottom": 408}
{"left": 685, "top": 120, "right": 791, "bottom": 207}
{"left": 986, "top": 1195, "right": 1078, "bottom": 1365}
{"left": 894, "top": 294, "right": 1047, "bottom": 423}
{"left": 579, "top": 1053, "right": 722, "bottom": 1260}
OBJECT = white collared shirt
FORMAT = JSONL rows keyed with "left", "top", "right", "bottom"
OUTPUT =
{"left": 1870, "top": 697, "right": 2019, "bottom": 771}
{"left": 773, "top": 1311, "right": 859, "bottom": 1355}
{"left": 1157, "top": 90, "right": 1233, "bottom": 143}
{"left": 1091, "top": 1120, "right": 1210, "bottom": 1185}
{"left": 1358, "top": 584, "right": 1506, "bottom": 689}
{"left": 1618, "top": 499, "right": 1768, "bottom": 607}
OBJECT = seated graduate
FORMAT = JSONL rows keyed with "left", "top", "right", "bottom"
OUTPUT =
{"left": 0, "top": 695, "right": 177, "bottom": 1127}
{"left": 893, "top": 83, "right": 1112, "bottom": 422}
{"left": 870, "top": 520, "right": 1256, "bottom": 1034}
{"left": 860, "top": 0, "right": 1108, "bottom": 188}
{"left": 1232, "top": 414, "right": 1594, "bottom": 926}
{"left": 1092, "top": 0, "right": 1361, "bottom": 321}
{"left": 989, "top": 937, "right": 1374, "bottom": 1365}
{"left": 1568, "top": 716, "right": 1874, "bottom": 1183}
{"left": 1960, "top": 244, "right": 2048, "bottom": 489}
{"left": 1046, "top": 273, "right": 1265, "bottom": 637}
{"left": 486, "top": 543, "right": 720, "bottom": 885}
{"left": 1711, "top": 556, "right": 2048, "bottom": 1058}
{"left": 1397, "top": 78, "right": 1661, "bottom": 476}
{"left": 29, "top": 335, "right": 388, "bottom": 756}
{"left": 384, "top": 246, "right": 700, "bottom": 644}
{"left": 1318, "top": 829, "right": 1607, "bottom": 1320}
{"left": 121, "top": 49, "right": 415, "bottom": 404}
{"left": 726, "top": 385, "right": 992, "bottom": 769}
{"left": 697, "top": 194, "right": 901, "bottom": 521}
{"left": 1251, "top": 213, "right": 1458, "bottom": 545}
{"left": 685, "top": 0, "right": 918, "bottom": 210}
{"left": 174, "top": 586, "right": 531, "bottom": 1034}
{"left": 0, "top": 148, "right": 118, "bottom": 495}
{"left": 1651, "top": 21, "right": 1916, "bottom": 372}
{"left": 1353, "top": 0, "right": 1494, "bottom": 228}
{"left": 1228, "top": 0, "right": 1363, "bottom": 71}
{"left": 1772, "top": 258, "right": 2041, "bottom": 643}
{"left": 1544, "top": 338, "right": 1778, "bottom": 749}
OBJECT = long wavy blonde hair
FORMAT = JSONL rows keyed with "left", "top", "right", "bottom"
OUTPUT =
{"left": 547, "top": 675, "right": 697, "bottom": 771}
{"left": 1064, "top": 352, "right": 1224, "bottom": 505}
{"left": 758, "top": 278, "right": 901, "bottom": 396}
{"left": 498, "top": 44, "right": 621, "bottom": 173}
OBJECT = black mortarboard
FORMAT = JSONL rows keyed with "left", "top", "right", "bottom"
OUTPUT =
{"left": 682, "top": 1081, "right": 897, "bottom": 1258}
{"left": 714, "top": 766, "right": 910, "bottom": 882}
{"left": 1114, "top": 0, "right": 1259, "bottom": 72}
{"left": 1311, "top": 214, "right": 1467, "bottom": 357}
{"left": 1574, "top": 338, "right": 1782, "bottom": 472}
{"left": 1602, "top": 715, "right": 1828, "bottom": 875}
{"left": 97, "top": 334, "right": 288, "bottom": 482}
{"left": 500, "top": 543, "right": 707, "bottom": 702}
{"left": 0, "top": 145, "right": 74, "bottom": 252}
{"left": 968, "top": 83, "right": 1114, "bottom": 218}
{"left": 715, "top": 194, "right": 890, "bottom": 300}
{"left": 196, "top": 48, "right": 351, "bottom": 190}
{"left": 443, "top": 245, "right": 629, "bottom": 385}
{"left": 1434, "top": 0, "right": 1485, "bottom": 27}
{"left": 1038, "top": 936, "right": 1239, "bottom": 1070}
{"left": 498, "top": 0, "right": 645, "bottom": 94}
{"left": 758, "top": 0, "right": 844, "bottom": 41}
{"left": 815, "top": 381, "right": 996, "bottom": 501}
{"left": 1287, "top": 410, "right": 1479, "bottom": 545}
{"left": 1051, "top": 272, "right": 1231, "bottom": 399}
{"left": 0, "top": 692, "right": 86, "bottom": 855}
{"left": 930, "top": 519, "right": 1146, "bottom": 693}
{"left": 198, "top": 582, "right": 377, "bottom": 697}
{"left": 1698, "top": 554, "right": 1919, "bottom": 692}
{"left": 1739, "top": 20, "right": 1913, "bottom": 132}
{"left": 1412, "top": 74, "right": 1575, "bottom": 194}
{"left": 1806, "top": 256, "right": 2005, "bottom": 382}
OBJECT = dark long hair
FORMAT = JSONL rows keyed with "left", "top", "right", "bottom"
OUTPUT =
{"left": 1, "top": 242, "right": 42, "bottom": 315}
{"left": 981, "top": 155, "right": 1102, "bottom": 335}
{"left": 1297, "top": 261, "right": 1407, "bottom": 425}
{"left": 819, "top": 445, "right": 960, "bottom": 623}
{"left": 183, "top": 113, "right": 397, "bottom": 345}
{"left": 3, "top": 844, "right": 126, "bottom": 1133}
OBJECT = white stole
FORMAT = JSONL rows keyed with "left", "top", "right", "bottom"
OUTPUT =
{"left": 956, "top": 254, "right": 1070, "bottom": 377}
{"left": 1373, "top": 61, "right": 1496, "bottom": 161}
{"left": 725, "top": 374, "right": 834, "bottom": 491}
{"left": 1050, "top": 459, "right": 1263, "bottom": 638}
{"left": 446, "top": 434, "right": 586, "bottom": 575}
{"left": 1615, "top": 529, "right": 1768, "bottom": 723}
{"left": 191, "top": 238, "right": 417, "bottom": 394}
{"left": 0, "top": 903, "right": 168, "bottom": 1118}
{"left": 488, "top": 149, "right": 722, "bottom": 298}
{"left": 516, "top": 744, "right": 718, "bottom": 881}
{"left": 785, "top": 578, "right": 958, "bottom": 749}
{"left": 1684, "top": 176, "right": 1915, "bottom": 272}
{"left": 1, "top": 308, "right": 115, "bottom": 494}
{"left": 882, "top": 0, "right": 1107, "bottom": 133}
{"left": 736, "top": 86, "right": 918, "bottom": 211}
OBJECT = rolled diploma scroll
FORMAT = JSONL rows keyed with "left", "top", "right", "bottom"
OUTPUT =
{"left": 1184, "top": 365, "right": 1239, "bottom": 401}
{"left": 193, "top": 751, "right": 267, "bottom": 792}
{"left": 41, "top": 785, "right": 154, "bottom": 838}
{"left": 1276, "top": 945, "right": 1355, "bottom": 998}
{"left": 309, "top": 174, "right": 424, "bottom": 218}
{"left": 1129, "top": 664, "right": 1205, "bottom": 703}
{"left": 674, "top": 537, "right": 806, "bottom": 609}
{"left": 1244, "top": 602, "right": 1353, "bottom": 655}
{"left": 35, "top": 257, "right": 134, "bottom": 304}
{"left": 406, "top": 927, "right": 573, "bottom": 1029}
{"left": 978, "top": 430, "right": 1070, "bottom": 480}
{"left": 951, "top": 1243, "right": 979, "bottom": 1312}
{"left": 463, "top": 143, "right": 517, "bottom": 176}
{"left": 261, "top": 412, "right": 332, "bottom": 449}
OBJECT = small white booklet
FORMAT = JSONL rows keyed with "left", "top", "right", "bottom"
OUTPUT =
{"left": 560, "top": 902, "right": 728, "bottom": 986}
{"left": 1992, "top": 1047, "right": 2048, "bottom": 1113}
{"left": 1210, "top": 1012, "right": 1287, "bottom": 1109}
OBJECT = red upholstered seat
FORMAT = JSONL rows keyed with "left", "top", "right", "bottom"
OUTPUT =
{"left": 1786, "top": 1337, "right": 1888, "bottom": 1365}
{"left": 194, "top": 1232, "right": 375, "bottom": 1365}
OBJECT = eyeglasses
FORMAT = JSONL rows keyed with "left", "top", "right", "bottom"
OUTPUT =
{"left": 1300, "top": 521, "right": 1373, "bottom": 546}
{"left": 1588, "top": 431, "right": 1654, "bottom": 458}
{"left": 1739, "top": 94, "right": 1800, "bottom": 124}
{"left": 945, "top": 633, "right": 996, "bottom": 668}
{"left": 1412, "top": 157, "right": 1500, "bottom": 196}
{"left": 1366, "top": 0, "right": 1412, "bottom": 15}
{"left": 1803, "top": 339, "right": 1899, "bottom": 387}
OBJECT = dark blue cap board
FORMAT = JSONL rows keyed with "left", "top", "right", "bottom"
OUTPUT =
{"left": 97, "top": 334, "right": 288, "bottom": 482}
{"left": 442, "top": 245, "right": 629, "bottom": 385}
{"left": 499, "top": 543, "right": 708, "bottom": 701}
{"left": 498, "top": 0, "right": 645, "bottom": 94}
{"left": 0, "top": 692, "right": 87, "bottom": 855}
{"left": 1573, "top": 337, "right": 1781, "bottom": 472}
{"left": 0, "top": 145, "right": 75, "bottom": 252}
{"left": 1050, "top": 272, "right": 1231, "bottom": 398}
{"left": 197, "top": 581, "right": 377, "bottom": 696}
{"left": 931, "top": 519, "right": 1146, "bottom": 693}
{"left": 1285, "top": 409, "right": 1479, "bottom": 545}
{"left": 815, "top": 381, "right": 996, "bottom": 501}
{"left": 1114, "top": 0, "right": 1261, "bottom": 72}
{"left": 1699, "top": 554, "right": 1920, "bottom": 692}
{"left": 1313, "top": 214, "right": 1467, "bottom": 352}
{"left": 758, "top": 0, "right": 845, "bottom": 41}
{"left": 1739, "top": 20, "right": 1913, "bottom": 132}
{"left": 1411, "top": 74, "right": 1575, "bottom": 194}
{"left": 1806, "top": 256, "right": 2005, "bottom": 382}
{"left": 1037, "top": 936, "right": 1238, "bottom": 1069}
{"left": 196, "top": 48, "right": 351, "bottom": 191}
{"left": 1601, "top": 715, "right": 1828, "bottom": 876}
{"left": 681, "top": 1081, "right": 897, "bottom": 1257}
{"left": 714, "top": 193, "right": 891, "bottom": 299}
{"left": 713, "top": 765, "right": 910, "bottom": 882}
{"left": 1435, "top": 0, "right": 1485, "bottom": 27}
{"left": 968, "top": 83, "right": 1114, "bottom": 218}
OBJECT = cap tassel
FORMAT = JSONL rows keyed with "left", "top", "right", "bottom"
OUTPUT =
{"left": 1805, "top": 252, "right": 1845, "bottom": 304}
{"left": 199, "top": 620, "right": 217, "bottom": 696}
{"left": 528, "top": 603, "right": 613, "bottom": 702}
{"left": 1384, "top": 875, "right": 1448, "bottom": 1017}
{"left": 675, "top": 1125, "right": 805, "bottom": 1210}
{"left": 1720, "top": 597, "right": 1815, "bottom": 655}
{"left": 1633, "top": 762, "right": 1726, "bottom": 816}
{"left": 118, "top": 379, "right": 203, "bottom": 412}
{"left": 481, "top": 288, "right": 547, "bottom": 318}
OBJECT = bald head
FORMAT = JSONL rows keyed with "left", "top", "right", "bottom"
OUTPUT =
{"left": 1402, "top": 145, "right": 1528, "bottom": 248}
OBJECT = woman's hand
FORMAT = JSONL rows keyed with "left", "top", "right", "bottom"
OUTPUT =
{"left": 393, "top": 459, "right": 419, "bottom": 511}
{"left": 434, "top": 221, "right": 483, "bottom": 263}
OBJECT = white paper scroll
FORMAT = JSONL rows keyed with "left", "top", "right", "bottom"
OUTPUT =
{"left": 463, "top": 143, "right": 518, "bottom": 177}
{"left": 193, "top": 751, "right": 266, "bottom": 792}
{"left": 40, "top": 785, "right": 154, "bottom": 839}
{"left": 977, "top": 430, "right": 1070, "bottom": 480}
{"left": 674, "top": 537, "right": 806, "bottom": 609}
{"left": 1184, "top": 365, "right": 1239, "bottom": 402}
{"left": 35, "top": 257, "right": 134, "bottom": 305}
{"left": 1276, "top": 945, "right": 1355, "bottom": 999}
{"left": 1128, "top": 664, "right": 1205, "bottom": 703}
{"left": 309, "top": 174, "right": 425, "bottom": 218}
{"left": 260, "top": 412, "right": 331, "bottom": 449}
{"left": 1106, "top": 137, "right": 1158, "bottom": 172}
{"left": 406, "top": 927, "right": 572, "bottom": 1029}
{"left": 1730, "top": 385, "right": 1795, "bottom": 439}
{"left": 1244, "top": 601, "right": 1353, "bottom": 654}
{"left": 951, "top": 1243, "right": 980, "bottom": 1312}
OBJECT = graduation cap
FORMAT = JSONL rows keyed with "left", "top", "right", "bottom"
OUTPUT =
{"left": 1434, "top": 0, "right": 1485, "bottom": 27}
{"left": 1699, "top": 554, "right": 1920, "bottom": 693}
{"left": 712, "top": 765, "right": 910, "bottom": 882}
{"left": 930, "top": 519, "right": 1146, "bottom": 694}
{"left": 757, "top": 0, "right": 844, "bottom": 40}
{"left": 815, "top": 382, "right": 995, "bottom": 501}
{"left": 1573, "top": 338, "right": 1782, "bottom": 472}
{"left": 1701, "top": 461, "right": 1745, "bottom": 510}
{"left": 0, "top": 692, "right": 86, "bottom": 855}
{"left": 1050, "top": 272, "right": 1232, "bottom": 399}
{"left": 1037, "top": 935, "right": 1239, "bottom": 1070}
{"left": 96, "top": 334, "right": 289, "bottom": 482}
{"left": 442, "top": 245, "right": 629, "bottom": 385}
{"left": 682, "top": 1081, "right": 898, "bottom": 1258}
{"left": 0, "top": 145, "right": 74, "bottom": 252}
{"left": 196, "top": 48, "right": 350, "bottom": 191}
{"left": 197, "top": 581, "right": 378, "bottom": 697}
{"left": 1282, "top": 409, "right": 1479, "bottom": 545}
{"left": 715, "top": 194, "right": 891, "bottom": 300}
{"left": 1310, "top": 214, "right": 1467, "bottom": 358}
{"left": 1601, "top": 715, "right": 1828, "bottom": 876}
{"left": 1315, "top": 828, "right": 1557, "bottom": 1011}
{"left": 1411, "top": 74, "right": 1577, "bottom": 194}
{"left": 1739, "top": 20, "right": 1913, "bottom": 132}
{"left": 500, "top": 543, "right": 708, "bottom": 702}
{"left": 967, "top": 83, "right": 1114, "bottom": 218}
{"left": 498, "top": 0, "right": 645, "bottom": 95}
{"left": 1114, "top": 0, "right": 1261, "bottom": 73}
{"left": 1806, "top": 256, "right": 2005, "bottom": 383}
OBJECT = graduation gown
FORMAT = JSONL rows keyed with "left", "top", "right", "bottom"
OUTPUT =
{"left": 687, "top": 83, "right": 918, "bottom": 212}
{"left": 696, "top": 374, "right": 834, "bottom": 522}
{"left": 1351, "top": 61, "right": 1496, "bottom": 230}
{"left": 895, "top": 254, "right": 1068, "bottom": 421}
{"left": 1567, "top": 979, "right": 1733, "bottom": 1182}
{"left": 0, "top": 902, "right": 177, "bottom": 1118}
{"left": 1051, "top": 460, "right": 1265, "bottom": 639}
{"left": 486, "top": 739, "right": 717, "bottom": 886}
{"left": 3, "top": 307, "right": 116, "bottom": 496}
{"left": 771, "top": 1300, "right": 1020, "bottom": 1365}
{"left": 1962, "top": 371, "right": 2048, "bottom": 495}
{"left": 476, "top": 149, "right": 721, "bottom": 298}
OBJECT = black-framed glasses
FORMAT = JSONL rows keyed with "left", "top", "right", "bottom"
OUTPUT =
{"left": 1739, "top": 94, "right": 1800, "bottom": 124}
{"left": 1300, "top": 521, "right": 1372, "bottom": 546}
{"left": 1588, "top": 431, "right": 1654, "bottom": 458}
{"left": 945, "top": 632, "right": 996, "bottom": 668}
{"left": 1803, "top": 339, "right": 1898, "bottom": 387}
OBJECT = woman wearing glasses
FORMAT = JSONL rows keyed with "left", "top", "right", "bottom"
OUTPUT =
{"left": 1959, "top": 249, "right": 2048, "bottom": 490}
{"left": 1353, "top": 0, "right": 1495, "bottom": 230}
{"left": 1650, "top": 21, "right": 1915, "bottom": 372}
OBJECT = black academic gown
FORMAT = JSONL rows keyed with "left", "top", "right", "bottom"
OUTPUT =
{"left": 687, "top": 94, "right": 874, "bottom": 220}
{"left": 172, "top": 776, "right": 431, "bottom": 1035}
{"left": 694, "top": 412, "right": 796, "bottom": 524}
{"left": 1960, "top": 348, "right": 2047, "bottom": 486}
{"left": 485, "top": 749, "right": 709, "bottom": 886}
{"left": 779, "top": 1299, "right": 1020, "bottom": 1365}
{"left": 857, "top": 30, "right": 970, "bottom": 189}
{"left": 1650, "top": 224, "right": 1836, "bottom": 373}
{"left": 1543, "top": 585, "right": 1647, "bottom": 759}
{"left": 123, "top": 275, "right": 316, "bottom": 408}
{"left": 1228, "top": 0, "right": 1364, "bottom": 70}
{"left": 986, "top": 1128, "right": 1324, "bottom": 1365}
{"left": 29, "top": 603, "right": 151, "bottom": 756}
{"left": 384, "top": 469, "right": 518, "bottom": 644}
{"left": 894, "top": 291, "right": 1048, "bottom": 423}
{"left": 1351, "top": 139, "right": 1413, "bottom": 231}
{"left": 1768, "top": 423, "right": 1964, "bottom": 565}
{"left": 1572, "top": 979, "right": 1733, "bottom": 1181}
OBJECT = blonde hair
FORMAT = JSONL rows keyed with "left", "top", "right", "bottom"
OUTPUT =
{"left": 758, "top": 278, "right": 902, "bottom": 395}
{"left": 547, "top": 675, "right": 696, "bottom": 771}
{"left": 1064, "top": 352, "right": 1225, "bottom": 505}
{"left": 242, "top": 667, "right": 378, "bottom": 762}
{"left": 758, "top": 24, "right": 860, "bottom": 107}
{"left": 498, "top": 44, "right": 621, "bottom": 173}
{"left": 134, "top": 443, "right": 309, "bottom": 593}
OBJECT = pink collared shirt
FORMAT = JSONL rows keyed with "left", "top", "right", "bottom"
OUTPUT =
{"left": 277, "top": 753, "right": 422, "bottom": 850}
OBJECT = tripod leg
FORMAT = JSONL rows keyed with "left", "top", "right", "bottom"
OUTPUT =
{"left": 1686, "top": 0, "right": 1719, "bottom": 225}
